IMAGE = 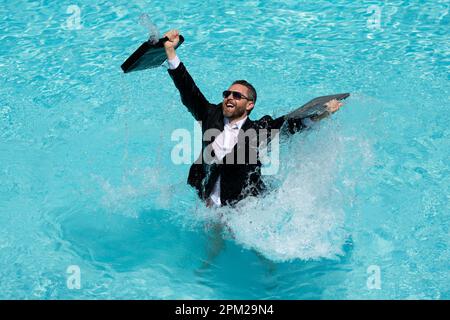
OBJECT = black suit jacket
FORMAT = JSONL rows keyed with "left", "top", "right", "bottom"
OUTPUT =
{"left": 168, "top": 62, "right": 308, "bottom": 206}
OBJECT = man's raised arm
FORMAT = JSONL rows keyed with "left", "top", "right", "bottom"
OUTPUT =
{"left": 164, "top": 30, "right": 210, "bottom": 122}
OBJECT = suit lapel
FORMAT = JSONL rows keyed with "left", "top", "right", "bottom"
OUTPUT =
{"left": 210, "top": 104, "right": 225, "bottom": 131}
{"left": 230, "top": 117, "right": 255, "bottom": 160}
{"left": 240, "top": 117, "right": 253, "bottom": 132}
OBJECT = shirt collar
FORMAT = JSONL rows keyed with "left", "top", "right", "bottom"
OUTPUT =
{"left": 224, "top": 116, "right": 248, "bottom": 130}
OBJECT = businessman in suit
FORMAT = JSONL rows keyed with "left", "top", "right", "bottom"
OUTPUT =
{"left": 164, "top": 29, "right": 343, "bottom": 208}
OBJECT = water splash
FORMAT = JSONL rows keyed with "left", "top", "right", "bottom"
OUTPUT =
{"left": 200, "top": 124, "right": 373, "bottom": 262}
{"left": 139, "top": 13, "right": 160, "bottom": 44}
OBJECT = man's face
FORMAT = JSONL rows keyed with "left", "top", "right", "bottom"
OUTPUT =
{"left": 222, "top": 84, "right": 254, "bottom": 120}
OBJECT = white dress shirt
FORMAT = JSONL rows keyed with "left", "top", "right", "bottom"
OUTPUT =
{"left": 208, "top": 116, "right": 247, "bottom": 206}
{"left": 168, "top": 55, "right": 181, "bottom": 70}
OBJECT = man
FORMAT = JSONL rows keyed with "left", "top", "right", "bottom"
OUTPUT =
{"left": 164, "top": 30, "right": 343, "bottom": 207}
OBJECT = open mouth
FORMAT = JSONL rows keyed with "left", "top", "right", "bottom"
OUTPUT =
{"left": 226, "top": 102, "right": 235, "bottom": 109}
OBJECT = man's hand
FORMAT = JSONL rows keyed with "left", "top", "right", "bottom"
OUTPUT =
{"left": 325, "top": 99, "right": 344, "bottom": 113}
{"left": 163, "top": 29, "right": 180, "bottom": 60}
{"left": 310, "top": 99, "right": 344, "bottom": 122}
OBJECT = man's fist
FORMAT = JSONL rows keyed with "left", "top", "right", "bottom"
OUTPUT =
{"left": 163, "top": 29, "right": 180, "bottom": 49}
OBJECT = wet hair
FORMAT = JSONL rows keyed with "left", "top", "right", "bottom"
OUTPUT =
{"left": 232, "top": 80, "right": 257, "bottom": 115}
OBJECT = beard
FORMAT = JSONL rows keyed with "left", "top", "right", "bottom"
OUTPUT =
{"left": 222, "top": 102, "right": 246, "bottom": 119}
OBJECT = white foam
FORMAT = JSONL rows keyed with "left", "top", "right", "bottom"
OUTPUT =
{"left": 214, "top": 123, "right": 372, "bottom": 262}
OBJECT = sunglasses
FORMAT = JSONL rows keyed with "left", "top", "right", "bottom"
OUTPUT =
{"left": 222, "top": 90, "right": 253, "bottom": 101}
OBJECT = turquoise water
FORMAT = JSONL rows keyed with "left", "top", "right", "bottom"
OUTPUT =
{"left": 1, "top": 0, "right": 449, "bottom": 299}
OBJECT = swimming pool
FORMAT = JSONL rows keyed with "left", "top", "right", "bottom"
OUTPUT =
{"left": 0, "top": 0, "right": 448, "bottom": 299}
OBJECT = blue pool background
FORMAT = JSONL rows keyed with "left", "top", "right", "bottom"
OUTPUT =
{"left": 0, "top": 0, "right": 449, "bottom": 299}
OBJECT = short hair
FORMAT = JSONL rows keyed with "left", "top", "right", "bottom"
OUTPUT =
{"left": 232, "top": 80, "right": 257, "bottom": 103}
{"left": 232, "top": 80, "right": 256, "bottom": 115}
